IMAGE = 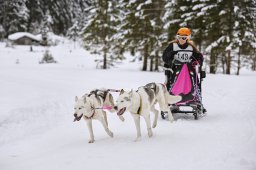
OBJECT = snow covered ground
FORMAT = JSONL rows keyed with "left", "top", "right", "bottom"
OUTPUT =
{"left": 0, "top": 41, "right": 256, "bottom": 170}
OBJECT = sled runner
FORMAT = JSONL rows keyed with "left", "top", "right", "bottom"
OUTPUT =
{"left": 162, "top": 58, "right": 206, "bottom": 120}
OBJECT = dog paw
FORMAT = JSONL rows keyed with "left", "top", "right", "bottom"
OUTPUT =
{"left": 152, "top": 123, "right": 157, "bottom": 128}
{"left": 148, "top": 130, "right": 153, "bottom": 138}
{"left": 108, "top": 131, "right": 114, "bottom": 138}
{"left": 88, "top": 139, "right": 95, "bottom": 143}
{"left": 134, "top": 137, "right": 141, "bottom": 142}
{"left": 168, "top": 117, "right": 174, "bottom": 122}
{"left": 168, "top": 115, "right": 174, "bottom": 122}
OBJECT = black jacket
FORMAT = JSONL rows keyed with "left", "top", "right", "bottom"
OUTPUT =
{"left": 162, "top": 42, "right": 203, "bottom": 77}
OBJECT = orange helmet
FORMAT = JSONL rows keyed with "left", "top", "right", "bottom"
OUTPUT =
{"left": 176, "top": 27, "right": 191, "bottom": 36}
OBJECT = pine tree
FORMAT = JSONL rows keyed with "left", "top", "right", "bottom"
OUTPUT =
{"left": 68, "top": 0, "right": 91, "bottom": 34}
{"left": 235, "top": 0, "right": 256, "bottom": 74}
{"left": 0, "top": 0, "right": 28, "bottom": 37}
{"left": 131, "top": 0, "right": 154, "bottom": 71}
{"left": 82, "top": 0, "right": 120, "bottom": 69}
{"left": 25, "top": 0, "right": 42, "bottom": 33}
{"left": 117, "top": 0, "right": 141, "bottom": 59}
{"left": 118, "top": 0, "right": 166, "bottom": 71}
{"left": 164, "top": 0, "right": 193, "bottom": 40}
{"left": 203, "top": 0, "right": 256, "bottom": 74}
{"left": 40, "top": 11, "right": 52, "bottom": 46}
{"left": 143, "top": 0, "right": 166, "bottom": 71}
{"left": 67, "top": 21, "right": 79, "bottom": 48}
{"left": 184, "top": 0, "right": 208, "bottom": 51}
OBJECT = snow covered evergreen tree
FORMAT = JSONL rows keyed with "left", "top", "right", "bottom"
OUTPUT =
{"left": 234, "top": 0, "right": 256, "bottom": 74}
{"left": 67, "top": 21, "right": 79, "bottom": 46}
{"left": 163, "top": 0, "right": 191, "bottom": 40}
{"left": 143, "top": 0, "right": 166, "bottom": 71}
{"left": 0, "top": 0, "right": 28, "bottom": 37}
{"left": 40, "top": 49, "right": 57, "bottom": 64}
{"left": 69, "top": 0, "right": 91, "bottom": 30}
{"left": 40, "top": 11, "right": 52, "bottom": 46}
{"left": 204, "top": 0, "right": 256, "bottom": 74}
{"left": 82, "top": 0, "right": 120, "bottom": 69}
{"left": 118, "top": 0, "right": 166, "bottom": 71}
{"left": 25, "top": 0, "right": 42, "bottom": 33}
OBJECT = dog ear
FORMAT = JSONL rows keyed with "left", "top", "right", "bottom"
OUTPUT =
{"left": 75, "top": 96, "right": 78, "bottom": 102}
{"left": 83, "top": 96, "right": 87, "bottom": 103}
{"left": 105, "top": 92, "right": 115, "bottom": 107}
{"left": 120, "top": 89, "right": 124, "bottom": 95}
{"left": 129, "top": 89, "right": 134, "bottom": 98}
{"left": 108, "top": 93, "right": 115, "bottom": 105}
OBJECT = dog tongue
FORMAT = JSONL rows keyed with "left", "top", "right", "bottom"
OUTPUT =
{"left": 73, "top": 114, "right": 83, "bottom": 122}
{"left": 117, "top": 108, "right": 126, "bottom": 115}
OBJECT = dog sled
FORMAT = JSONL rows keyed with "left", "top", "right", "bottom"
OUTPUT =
{"left": 162, "top": 59, "right": 206, "bottom": 120}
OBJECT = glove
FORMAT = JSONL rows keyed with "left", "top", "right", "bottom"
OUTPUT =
{"left": 192, "top": 61, "right": 199, "bottom": 67}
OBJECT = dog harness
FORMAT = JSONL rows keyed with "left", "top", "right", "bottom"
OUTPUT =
{"left": 84, "top": 106, "right": 96, "bottom": 119}
{"left": 88, "top": 90, "right": 108, "bottom": 102}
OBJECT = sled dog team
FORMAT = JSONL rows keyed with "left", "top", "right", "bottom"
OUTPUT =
{"left": 73, "top": 82, "right": 182, "bottom": 143}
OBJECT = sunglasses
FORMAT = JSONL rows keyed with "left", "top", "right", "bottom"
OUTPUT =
{"left": 176, "top": 35, "right": 190, "bottom": 40}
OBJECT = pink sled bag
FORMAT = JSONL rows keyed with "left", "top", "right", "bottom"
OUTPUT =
{"left": 171, "top": 64, "right": 192, "bottom": 95}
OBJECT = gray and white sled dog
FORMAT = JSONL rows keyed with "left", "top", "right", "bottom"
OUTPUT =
{"left": 144, "top": 82, "right": 182, "bottom": 122}
{"left": 73, "top": 89, "right": 124, "bottom": 143}
{"left": 115, "top": 83, "right": 181, "bottom": 141}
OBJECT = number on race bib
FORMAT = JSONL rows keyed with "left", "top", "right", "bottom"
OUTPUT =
{"left": 175, "top": 51, "right": 192, "bottom": 62}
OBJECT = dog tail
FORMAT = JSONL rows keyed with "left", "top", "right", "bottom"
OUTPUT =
{"left": 167, "top": 95, "right": 182, "bottom": 104}
{"left": 160, "top": 84, "right": 182, "bottom": 104}
{"left": 161, "top": 84, "right": 170, "bottom": 105}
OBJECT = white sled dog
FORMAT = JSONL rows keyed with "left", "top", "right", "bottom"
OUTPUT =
{"left": 73, "top": 89, "right": 124, "bottom": 143}
{"left": 115, "top": 83, "right": 181, "bottom": 141}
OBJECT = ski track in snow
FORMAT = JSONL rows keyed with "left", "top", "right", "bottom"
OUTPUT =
{"left": 0, "top": 42, "right": 256, "bottom": 170}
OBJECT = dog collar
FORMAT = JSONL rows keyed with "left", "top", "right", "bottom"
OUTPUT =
{"left": 84, "top": 111, "right": 95, "bottom": 119}
{"left": 84, "top": 107, "right": 96, "bottom": 119}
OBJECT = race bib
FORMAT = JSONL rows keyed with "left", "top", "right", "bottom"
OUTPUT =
{"left": 174, "top": 51, "right": 192, "bottom": 62}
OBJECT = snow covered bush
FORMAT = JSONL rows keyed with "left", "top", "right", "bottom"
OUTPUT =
{"left": 39, "top": 49, "right": 57, "bottom": 64}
